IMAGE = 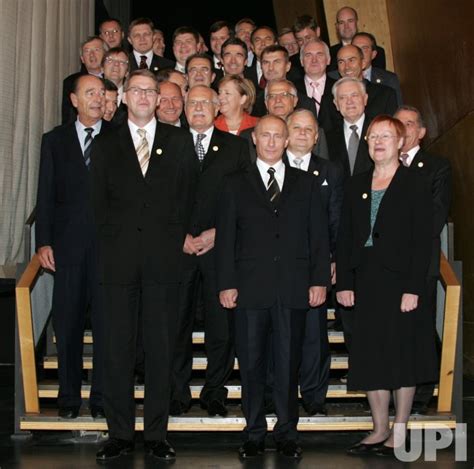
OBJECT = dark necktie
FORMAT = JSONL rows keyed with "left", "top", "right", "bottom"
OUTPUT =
{"left": 347, "top": 124, "right": 359, "bottom": 175}
{"left": 267, "top": 167, "right": 280, "bottom": 205}
{"left": 195, "top": 133, "right": 206, "bottom": 162}
{"left": 83, "top": 127, "right": 94, "bottom": 169}
{"left": 139, "top": 55, "right": 148, "bottom": 69}
{"left": 400, "top": 153, "right": 410, "bottom": 167}
{"left": 259, "top": 75, "right": 267, "bottom": 90}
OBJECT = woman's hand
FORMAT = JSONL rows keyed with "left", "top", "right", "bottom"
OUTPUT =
{"left": 400, "top": 293, "right": 418, "bottom": 312}
{"left": 336, "top": 290, "right": 355, "bottom": 307}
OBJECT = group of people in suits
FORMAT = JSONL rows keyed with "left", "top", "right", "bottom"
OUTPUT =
{"left": 35, "top": 5, "right": 451, "bottom": 463}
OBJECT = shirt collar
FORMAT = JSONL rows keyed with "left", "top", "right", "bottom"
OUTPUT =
{"left": 75, "top": 118, "right": 102, "bottom": 134}
{"left": 190, "top": 125, "right": 214, "bottom": 142}
{"left": 344, "top": 114, "right": 365, "bottom": 134}
{"left": 256, "top": 157, "right": 284, "bottom": 173}
{"left": 128, "top": 117, "right": 156, "bottom": 139}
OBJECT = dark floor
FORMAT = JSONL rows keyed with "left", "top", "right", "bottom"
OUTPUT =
{"left": 1, "top": 365, "right": 473, "bottom": 468}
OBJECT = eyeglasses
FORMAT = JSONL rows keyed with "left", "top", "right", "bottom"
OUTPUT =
{"left": 188, "top": 66, "right": 211, "bottom": 75}
{"left": 186, "top": 99, "right": 216, "bottom": 107}
{"left": 266, "top": 91, "right": 296, "bottom": 100}
{"left": 102, "top": 29, "right": 120, "bottom": 36}
{"left": 365, "top": 133, "right": 398, "bottom": 142}
{"left": 104, "top": 57, "right": 129, "bottom": 66}
{"left": 126, "top": 87, "right": 158, "bottom": 97}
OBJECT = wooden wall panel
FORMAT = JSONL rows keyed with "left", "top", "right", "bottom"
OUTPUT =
{"left": 272, "top": 0, "right": 319, "bottom": 31}
{"left": 323, "top": 0, "right": 394, "bottom": 71}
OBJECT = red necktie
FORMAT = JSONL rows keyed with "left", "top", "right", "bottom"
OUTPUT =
{"left": 259, "top": 75, "right": 267, "bottom": 89}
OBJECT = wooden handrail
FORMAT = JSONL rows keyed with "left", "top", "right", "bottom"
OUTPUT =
{"left": 16, "top": 254, "right": 42, "bottom": 413}
{"left": 437, "top": 252, "right": 461, "bottom": 412}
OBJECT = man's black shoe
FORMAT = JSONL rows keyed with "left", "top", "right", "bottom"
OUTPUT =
{"left": 90, "top": 405, "right": 105, "bottom": 419}
{"left": 303, "top": 402, "right": 327, "bottom": 416}
{"left": 58, "top": 406, "right": 80, "bottom": 419}
{"left": 238, "top": 440, "right": 265, "bottom": 459}
{"left": 145, "top": 440, "right": 176, "bottom": 461}
{"left": 96, "top": 438, "right": 134, "bottom": 461}
{"left": 411, "top": 402, "right": 428, "bottom": 415}
{"left": 169, "top": 400, "right": 190, "bottom": 416}
{"left": 204, "top": 400, "right": 228, "bottom": 417}
{"left": 276, "top": 440, "right": 302, "bottom": 458}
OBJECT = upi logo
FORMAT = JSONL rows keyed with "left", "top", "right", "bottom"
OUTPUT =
{"left": 393, "top": 423, "right": 467, "bottom": 462}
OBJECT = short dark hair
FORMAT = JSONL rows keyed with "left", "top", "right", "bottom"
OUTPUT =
{"left": 172, "top": 26, "right": 199, "bottom": 44}
{"left": 235, "top": 18, "right": 256, "bottom": 33}
{"left": 293, "top": 15, "right": 319, "bottom": 33}
{"left": 209, "top": 20, "right": 233, "bottom": 35}
{"left": 99, "top": 17, "right": 123, "bottom": 31}
{"left": 395, "top": 105, "right": 426, "bottom": 128}
{"left": 103, "top": 79, "right": 118, "bottom": 92}
{"left": 128, "top": 17, "right": 154, "bottom": 36}
{"left": 80, "top": 36, "right": 106, "bottom": 56}
{"left": 250, "top": 26, "right": 277, "bottom": 44}
{"left": 221, "top": 37, "right": 248, "bottom": 56}
{"left": 261, "top": 44, "right": 289, "bottom": 62}
{"left": 185, "top": 53, "right": 213, "bottom": 73}
{"left": 71, "top": 73, "right": 104, "bottom": 94}
{"left": 102, "top": 47, "right": 130, "bottom": 70}
{"left": 352, "top": 32, "right": 377, "bottom": 50}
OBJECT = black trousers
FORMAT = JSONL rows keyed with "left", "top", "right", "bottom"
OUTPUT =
{"left": 299, "top": 304, "right": 330, "bottom": 406}
{"left": 103, "top": 281, "right": 178, "bottom": 441}
{"left": 52, "top": 244, "right": 103, "bottom": 408}
{"left": 171, "top": 256, "right": 234, "bottom": 406}
{"left": 234, "top": 302, "right": 306, "bottom": 443}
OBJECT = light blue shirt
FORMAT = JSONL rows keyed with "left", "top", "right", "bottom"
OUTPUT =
{"left": 75, "top": 119, "right": 102, "bottom": 154}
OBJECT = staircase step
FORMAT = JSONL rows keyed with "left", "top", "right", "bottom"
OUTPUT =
{"left": 19, "top": 405, "right": 455, "bottom": 432}
{"left": 43, "top": 353, "right": 350, "bottom": 371}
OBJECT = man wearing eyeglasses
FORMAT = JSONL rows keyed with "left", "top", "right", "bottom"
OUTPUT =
{"left": 99, "top": 18, "right": 124, "bottom": 49}
{"left": 168, "top": 85, "right": 249, "bottom": 419}
{"left": 92, "top": 69, "right": 198, "bottom": 462}
{"left": 127, "top": 18, "right": 174, "bottom": 73}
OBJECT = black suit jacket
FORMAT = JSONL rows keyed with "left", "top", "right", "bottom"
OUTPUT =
{"left": 409, "top": 149, "right": 452, "bottom": 276}
{"left": 129, "top": 52, "right": 175, "bottom": 73}
{"left": 369, "top": 67, "right": 402, "bottom": 106}
{"left": 251, "top": 89, "right": 317, "bottom": 118}
{"left": 244, "top": 59, "right": 304, "bottom": 92}
{"left": 336, "top": 165, "right": 432, "bottom": 295}
{"left": 329, "top": 42, "right": 386, "bottom": 70}
{"left": 215, "top": 164, "right": 330, "bottom": 308}
{"left": 36, "top": 120, "right": 111, "bottom": 264}
{"left": 283, "top": 152, "right": 344, "bottom": 257}
{"left": 62, "top": 71, "right": 88, "bottom": 124}
{"left": 326, "top": 116, "right": 373, "bottom": 180}
{"left": 91, "top": 121, "right": 198, "bottom": 284}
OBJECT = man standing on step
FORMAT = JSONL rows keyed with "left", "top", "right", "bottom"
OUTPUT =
{"left": 92, "top": 69, "right": 198, "bottom": 462}
{"left": 216, "top": 115, "right": 330, "bottom": 460}
{"left": 36, "top": 74, "right": 109, "bottom": 420}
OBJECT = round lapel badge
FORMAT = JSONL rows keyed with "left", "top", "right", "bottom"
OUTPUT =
{"left": 156, "top": 148, "right": 163, "bottom": 155}
{"left": 362, "top": 193, "right": 368, "bottom": 199}
{"left": 212, "top": 145, "right": 219, "bottom": 152}
{"left": 418, "top": 162, "right": 424, "bottom": 168}
{"left": 313, "top": 170, "right": 319, "bottom": 176}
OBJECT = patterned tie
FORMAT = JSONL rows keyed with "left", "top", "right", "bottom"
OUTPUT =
{"left": 136, "top": 128, "right": 150, "bottom": 176}
{"left": 258, "top": 75, "right": 267, "bottom": 90}
{"left": 139, "top": 55, "right": 148, "bottom": 69}
{"left": 311, "top": 81, "right": 321, "bottom": 114}
{"left": 347, "top": 124, "right": 359, "bottom": 175}
{"left": 400, "top": 153, "right": 410, "bottom": 167}
{"left": 195, "top": 133, "right": 206, "bottom": 162}
{"left": 294, "top": 157, "right": 303, "bottom": 170}
{"left": 267, "top": 167, "right": 280, "bottom": 205}
{"left": 83, "top": 127, "right": 94, "bottom": 169}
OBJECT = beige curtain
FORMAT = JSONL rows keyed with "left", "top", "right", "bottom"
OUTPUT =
{"left": 0, "top": 0, "right": 94, "bottom": 266}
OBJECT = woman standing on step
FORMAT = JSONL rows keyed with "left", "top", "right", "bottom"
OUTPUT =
{"left": 336, "top": 115, "right": 438, "bottom": 457}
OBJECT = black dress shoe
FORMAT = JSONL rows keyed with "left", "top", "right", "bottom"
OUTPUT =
{"left": 145, "top": 440, "right": 176, "bottom": 461}
{"left": 58, "top": 406, "right": 80, "bottom": 419}
{"left": 276, "top": 440, "right": 303, "bottom": 459}
{"left": 411, "top": 402, "right": 428, "bottom": 415}
{"left": 264, "top": 400, "right": 275, "bottom": 415}
{"left": 96, "top": 438, "right": 134, "bottom": 461}
{"left": 169, "top": 400, "right": 190, "bottom": 416}
{"left": 238, "top": 440, "right": 265, "bottom": 459}
{"left": 303, "top": 402, "right": 327, "bottom": 416}
{"left": 346, "top": 440, "right": 387, "bottom": 456}
{"left": 374, "top": 445, "right": 396, "bottom": 457}
{"left": 205, "top": 400, "right": 228, "bottom": 417}
{"left": 90, "top": 405, "right": 105, "bottom": 419}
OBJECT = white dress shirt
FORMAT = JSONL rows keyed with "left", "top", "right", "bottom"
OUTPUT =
{"left": 343, "top": 114, "right": 365, "bottom": 149}
{"left": 75, "top": 119, "right": 102, "bottom": 154}
{"left": 128, "top": 117, "right": 156, "bottom": 152}
{"left": 256, "top": 158, "right": 285, "bottom": 190}
{"left": 286, "top": 150, "right": 311, "bottom": 172}
{"left": 256, "top": 60, "right": 263, "bottom": 82}
{"left": 175, "top": 62, "right": 186, "bottom": 73}
{"left": 133, "top": 50, "right": 153, "bottom": 69}
{"left": 402, "top": 145, "right": 420, "bottom": 167}
{"left": 190, "top": 126, "right": 214, "bottom": 154}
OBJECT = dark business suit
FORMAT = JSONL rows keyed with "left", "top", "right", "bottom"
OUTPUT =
{"left": 329, "top": 42, "right": 386, "bottom": 70}
{"left": 171, "top": 127, "right": 250, "bottom": 409}
{"left": 91, "top": 121, "right": 198, "bottom": 441}
{"left": 408, "top": 149, "right": 452, "bottom": 406}
{"left": 36, "top": 120, "right": 110, "bottom": 409}
{"left": 244, "top": 59, "right": 303, "bottom": 92}
{"left": 251, "top": 89, "right": 317, "bottom": 118}
{"left": 369, "top": 67, "right": 402, "bottom": 106}
{"left": 283, "top": 153, "right": 344, "bottom": 408}
{"left": 215, "top": 164, "right": 330, "bottom": 443}
{"left": 129, "top": 52, "right": 175, "bottom": 73}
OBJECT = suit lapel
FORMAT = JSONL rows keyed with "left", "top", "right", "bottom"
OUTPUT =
{"left": 246, "top": 165, "right": 274, "bottom": 211}
{"left": 202, "top": 128, "right": 223, "bottom": 170}
{"left": 66, "top": 123, "right": 89, "bottom": 172}
{"left": 118, "top": 123, "right": 145, "bottom": 184}
{"left": 144, "top": 122, "right": 171, "bottom": 182}
{"left": 277, "top": 166, "right": 298, "bottom": 209}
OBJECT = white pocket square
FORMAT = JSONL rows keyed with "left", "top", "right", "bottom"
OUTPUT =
{"left": 322, "top": 179, "right": 329, "bottom": 186}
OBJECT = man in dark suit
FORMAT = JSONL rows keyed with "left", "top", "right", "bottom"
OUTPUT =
{"left": 93, "top": 70, "right": 198, "bottom": 462}
{"left": 293, "top": 39, "right": 340, "bottom": 132}
{"left": 170, "top": 85, "right": 250, "bottom": 418}
{"left": 252, "top": 45, "right": 312, "bottom": 118}
{"left": 329, "top": 6, "right": 386, "bottom": 71}
{"left": 330, "top": 45, "right": 397, "bottom": 118}
{"left": 209, "top": 20, "right": 232, "bottom": 77}
{"left": 156, "top": 81, "right": 186, "bottom": 128}
{"left": 36, "top": 75, "right": 108, "bottom": 419}
{"left": 127, "top": 18, "right": 175, "bottom": 73}
{"left": 99, "top": 18, "right": 125, "bottom": 49}
{"left": 186, "top": 53, "right": 216, "bottom": 89}
{"left": 395, "top": 105, "right": 452, "bottom": 413}
{"left": 61, "top": 36, "right": 106, "bottom": 124}
{"left": 221, "top": 37, "right": 248, "bottom": 77}
{"left": 216, "top": 115, "right": 330, "bottom": 459}
{"left": 172, "top": 26, "right": 199, "bottom": 74}
{"left": 352, "top": 32, "right": 402, "bottom": 105}
{"left": 235, "top": 18, "right": 257, "bottom": 67}
{"left": 245, "top": 26, "right": 277, "bottom": 90}
{"left": 284, "top": 109, "right": 344, "bottom": 415}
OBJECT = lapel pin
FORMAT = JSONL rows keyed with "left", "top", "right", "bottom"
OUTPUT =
{"left": 156, "top": 148, "right": 163, "bottom": 155}
{"left": 376, "top": 78, "right": 381, "bottom": 83}
{"left": 418, "top": 162, "right": 424, "bottom": 168}
{"left": 313, "top": 170, "right": 319, "bottom": 176}
{"left": 153, "top": 66, "right": 159, "bottom": 72}
{"left": 212, "top": 145, "right": 219, "bottom": 152}
{"left": 362, "top": 193, "right": 368, "bottom": 199}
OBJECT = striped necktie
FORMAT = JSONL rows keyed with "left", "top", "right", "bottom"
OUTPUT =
{"left": 83, "top": 127, "right": 94, "bottom": 169}
{"left": 136, "top": 128, "right": 150, "bottom": 176}
{"left": 267, "top": 167, "right": 280, "bottom": 205}
{"left": 195, "top": 133, "right": 206, "bottom": 162}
